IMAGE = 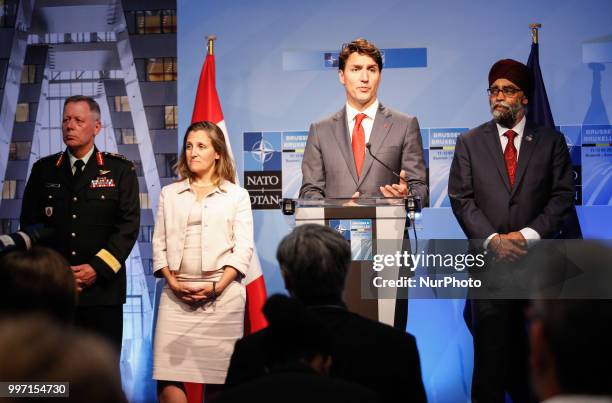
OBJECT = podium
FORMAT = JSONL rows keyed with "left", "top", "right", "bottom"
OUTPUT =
{"left": 287, "top": 198, "right": 409, "bottom": 327}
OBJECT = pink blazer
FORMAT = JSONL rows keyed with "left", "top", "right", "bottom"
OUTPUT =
{"left": 152, "top": 179, "right": 254, "bottom": 278}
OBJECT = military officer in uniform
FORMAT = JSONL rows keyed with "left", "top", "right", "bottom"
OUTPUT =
{"left": 20, "top": 95, "right": 140, "bottom": 353}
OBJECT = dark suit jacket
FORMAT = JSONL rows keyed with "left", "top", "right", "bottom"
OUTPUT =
{"left": 20, "top": 148, "right": 140, "bottom": 306}
{"left": 219, "top": 363, "right": 380, "bottom": 403}
{"left": 448, "top": 120, "right": 575, "bottom": 241}
{"left": 226, "top": 305, "right": 427, "bottom": 403}
{"left": 448, "top": 120, "right": 576, "bottom": 403}
{"left": 300, "top": 103, "right": 428, "bottom": 205}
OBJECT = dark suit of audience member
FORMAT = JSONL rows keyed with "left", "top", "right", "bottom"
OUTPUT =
{"left": 220, "top": 366, "right": 378, "bottom": 403}
{"left": 0, "top": 246, "right": 77, "bottom": 324}
{"left": 219, "top": 294, "right": 379, "bottom": 403}
{"left": 226, "top": 224, "right": 427, "bottom": 403}
{"left": 448, "top": 60, "right": 576, "bottom": 403}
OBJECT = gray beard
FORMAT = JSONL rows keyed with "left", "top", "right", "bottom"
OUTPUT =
{"left": 491, "top": 101, "right": 523, "bottom": 128}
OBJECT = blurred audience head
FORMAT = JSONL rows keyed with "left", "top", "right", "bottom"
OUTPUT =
{"left": 276, "top": 224, "right": 351, "bottom": 305}
{"left": 530, "top": 299, "right": 612, "bottom": 400}
{"left": 0, "top": 246, "right": 77, "bottom": 323}
{"left": 262, "top": 294, "right": 332, "bottom": 374}
{"left": 0, "top": 315, "right": 127, "bottom": 403}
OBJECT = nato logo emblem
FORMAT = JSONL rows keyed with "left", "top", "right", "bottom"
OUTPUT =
{"left": 251, "top": 139, "right": 275, "bottom": 164}
{"left": 330, "top": 220, "right": 351, "bottom": 241}
{"left": 243, "top": 132, "right": 283, "bottom": 210}
{"left": 324, "top": 52, "right": 339, "bottom": 68}
{"left": 243, "top": 132, "right": 282, "bottom": 171}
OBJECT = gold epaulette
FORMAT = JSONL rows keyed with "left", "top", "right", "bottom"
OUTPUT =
{"left": 102, "top": 152, "right": 130, "bottom": 162}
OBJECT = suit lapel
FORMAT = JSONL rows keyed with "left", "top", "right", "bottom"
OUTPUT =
{"left": 358, "top": 103, "right": 393, "bottom": 186}
{"left": 176, "top": 181, "right": 193, "bottom": 244}
{"left": 331, "top": 107, "right": 359, "bottom": 185}
{"left": 483, "top": 120, "right": 512, "bottom": 193}
{"left": 511, "top": 121, "right": 539, "bottom": 196}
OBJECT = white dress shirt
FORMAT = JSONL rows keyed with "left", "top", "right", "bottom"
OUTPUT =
{"left": 496, "top": 115, "right": 526, "bottom": 158}
{"left": 484, "top": 116, "right": 541, "bottom": 249}
{"left": 346, "top": 99, "right": 379, "bottom": 144}
{"left": 68, "top": 146, "right": 95, "bottom": 174}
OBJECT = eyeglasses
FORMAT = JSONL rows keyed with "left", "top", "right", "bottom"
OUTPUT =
{"left": 487, "top": 86, "right": 522, "bottom": 97}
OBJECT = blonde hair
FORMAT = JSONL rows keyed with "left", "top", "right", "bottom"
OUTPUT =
{"left": 175, "top": 121, "right": 236, "bottom": 185}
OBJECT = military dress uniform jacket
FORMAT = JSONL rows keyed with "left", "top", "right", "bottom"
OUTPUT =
{"left": 20, "top": 148, "right": 140, "bottom": 306}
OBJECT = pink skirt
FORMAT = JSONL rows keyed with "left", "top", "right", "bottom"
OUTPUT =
{"left": 152, "top": 274, "right": 245, "bottom": 384}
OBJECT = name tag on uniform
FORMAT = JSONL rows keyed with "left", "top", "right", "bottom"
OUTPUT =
{"left": 45, "top": 182, "right": 61, "bottom": 188}
{"left": 90, "top": 177, "right": 116, "bottom": 188}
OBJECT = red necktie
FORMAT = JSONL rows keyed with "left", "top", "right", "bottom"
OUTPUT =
{"left": 352, "top": 113, "right": 367, "bottom": 177}
{"left": 503, "top": 130, "right": 518, "bottom": 187}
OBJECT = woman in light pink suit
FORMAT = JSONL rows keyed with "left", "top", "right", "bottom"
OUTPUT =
{"left": 152, "top": 121, "right": 253, "bottom": 403}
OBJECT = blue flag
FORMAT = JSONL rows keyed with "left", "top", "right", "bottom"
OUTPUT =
{"left": 526, "top": 43, "right": 556, "bottom": 128}
{"left": 526, "top": 42, "right": 582, "bottom": 238}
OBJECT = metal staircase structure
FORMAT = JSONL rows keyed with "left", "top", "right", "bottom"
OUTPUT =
{"left": 0, "top": 2, "right": 177, "bottom": 400}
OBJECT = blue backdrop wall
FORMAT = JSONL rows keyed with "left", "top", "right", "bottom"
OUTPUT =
{"left": 178, "top": 1, "right": 612, "bottom": 401}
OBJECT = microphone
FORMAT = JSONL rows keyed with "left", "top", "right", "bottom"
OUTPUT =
{"left": 365, "top": 143, "right": 419, "bottom": 222}
{"left": 365, "top": 142, "right": 405, "bottom": 182}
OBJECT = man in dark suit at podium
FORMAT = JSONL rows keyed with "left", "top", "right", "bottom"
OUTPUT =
{"left": 226, "top": 224, "right": 427, "bottom": 403}
{"left": 448, "top": 59, "right": 576, "bottom": 403}
{"left": 299, "top": 38, "right": 428, "bottom": 331}
{"left": 299, "top": 38, "right": 428, "bottom": 203}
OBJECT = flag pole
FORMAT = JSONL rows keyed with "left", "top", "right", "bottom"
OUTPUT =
{"left": 525, "top": 23, "right": 583, "bottom": 238}
{"left": 185, "top": 34, "right": 219, "bottom": 403}
{"left": 207, "top": 35, "right": 216, "bottom": 55}
{"left": 529, "top": 23, "right": 541, "bottom": 44}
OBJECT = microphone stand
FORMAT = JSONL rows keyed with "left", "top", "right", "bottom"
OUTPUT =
{"left": 365, "top": 143, "right": 420, "bottom": 271}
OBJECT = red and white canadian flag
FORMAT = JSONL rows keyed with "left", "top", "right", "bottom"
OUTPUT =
{"left": 185, "top": 37, "right": 268, "bottom": 402}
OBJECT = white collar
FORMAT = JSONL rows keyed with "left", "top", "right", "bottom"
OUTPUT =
{"left": 496, "top": 115, "right": 526, "bottom": 138}
{"left": 68, "top": 146, "right": 95, "bottom": 168}
{"left": 176, "top": 178, "right": 228, "bottom": 195}
{"left": 346, "top": 99, "right": 379, "bottom": 123}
